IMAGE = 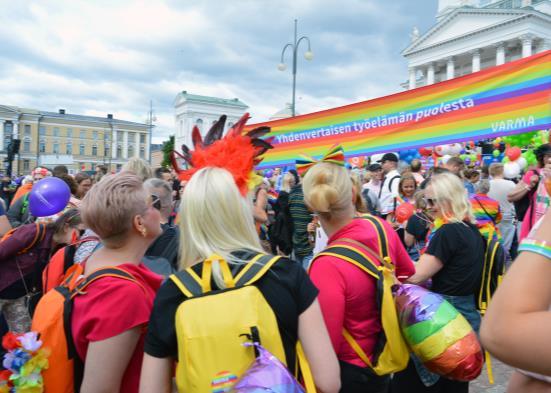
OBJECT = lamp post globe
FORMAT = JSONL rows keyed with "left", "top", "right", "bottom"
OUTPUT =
{"left": 278, "top": 19, "right": 313, "bottom": 117}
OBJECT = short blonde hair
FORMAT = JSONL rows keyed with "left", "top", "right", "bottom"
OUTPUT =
{"left": 281, "top": 172, "right": 295, "bottom": 193}
{"left": 179, "top": 167, "right": 262, "bottom": 286}
{"left": 80, "top": 173, "right": 148, "bottom": 247}
{"left": 429, "top": 172, "right": 474, "bottom": 224}
{"left": 302, "top": 162, "right": 353, "bottom": 220}
{"left": 489, "top": 163, "right": 504, "bottom": 177}
{"left": 121, "top": 157, "right": 153, "bottom": 182}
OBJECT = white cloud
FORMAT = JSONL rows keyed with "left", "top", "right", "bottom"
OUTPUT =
{"left": 0, "top": 0, "right": 437, "bottom": 145}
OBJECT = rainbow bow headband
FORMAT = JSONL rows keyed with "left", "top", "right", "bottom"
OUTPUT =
{"left": 295, "top": 144, "right": 345, "bottom": 176}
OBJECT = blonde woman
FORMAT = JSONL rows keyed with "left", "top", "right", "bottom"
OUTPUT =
{"left": 140, "top": 167, "right": 340, "bottom": 393}
{"left": 392, "top": 172, "right": 485, "bottom": 393}
{"left": 121, "top": 157, "right": 154, "bottom": 181}
{"left": 302, "top": 159, "right": 414, "bottom": 393}
{"left": 73, "top": 173, "right": 163, "bottom": 393}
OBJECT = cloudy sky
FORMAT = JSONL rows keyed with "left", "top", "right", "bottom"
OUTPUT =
{"left": 0, "top": 0, "right": 438, "bottom": 144}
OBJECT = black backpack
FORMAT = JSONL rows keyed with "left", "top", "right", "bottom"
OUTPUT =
{"left": 269, "top": 192, "right": 294, "bottom": 255}
{"left": 476, "top": 229, "right": 506, "bottom": 315}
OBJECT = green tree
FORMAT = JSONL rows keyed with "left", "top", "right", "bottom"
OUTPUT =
{"left": 161, "top": 135, "right": 175, "bottom": 168}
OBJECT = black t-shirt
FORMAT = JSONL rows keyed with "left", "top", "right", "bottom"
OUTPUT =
{"left": 426, "top": 222, "right": 484, "bottom": 296}
{"left": 145, "top": 223, "right": 179, "bottom": 270}
{"left": 405, "top": 214, "right": 430, "bottom": 242}
{"left": 144, "top": 252, "right": 318, "bottom": 371}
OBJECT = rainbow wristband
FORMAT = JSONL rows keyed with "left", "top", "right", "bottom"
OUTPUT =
{"left": 518, "top": 239, "right": 551, "bottom": 260}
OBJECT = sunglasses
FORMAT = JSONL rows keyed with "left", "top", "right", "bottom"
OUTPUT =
{"left": 150, "top": 194, "right": 162, "bottom": 211}
{"left": 424, "top": 197, "right": 437, "bottom": 207}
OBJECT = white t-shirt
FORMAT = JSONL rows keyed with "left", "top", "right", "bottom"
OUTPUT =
{"left": 379, "top": 169, "right": 401, "bottom": 215}
{"left": 488, "top": 178, "right": 516, "bottom": 221}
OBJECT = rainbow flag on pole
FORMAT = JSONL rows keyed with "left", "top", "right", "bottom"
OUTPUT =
{"left": 248, "top": 50, "right": 551, "bottom": 169}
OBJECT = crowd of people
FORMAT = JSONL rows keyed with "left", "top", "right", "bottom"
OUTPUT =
{"left": 0, "top": 121, "right": 550, "bottom": 393}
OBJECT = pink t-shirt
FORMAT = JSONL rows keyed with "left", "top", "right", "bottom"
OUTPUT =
{"left": 520, "top": 169, "right": 550, "bottom": 241}
{"left": 309, "top": 218, "right": 415, "bottom": 368}
{"left": 72, "top": 263, "right": 162, "bottom": 393}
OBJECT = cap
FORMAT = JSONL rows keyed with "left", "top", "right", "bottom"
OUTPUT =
{"left": 377, "top": 153, "right": 398, "bottom": 163}
{"left": 367, "top": 163, "right": 382, "bottom": 172}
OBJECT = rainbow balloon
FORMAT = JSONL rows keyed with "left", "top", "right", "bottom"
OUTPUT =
{"left": 247, "top": 50, "right": 551, "bottom": 169}
{"left": 394, "top": 285, "right": 483, "bottom": 381}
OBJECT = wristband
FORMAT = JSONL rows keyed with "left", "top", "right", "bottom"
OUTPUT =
{"left": 518, "top": 239, "right": 551, "bottom": 260}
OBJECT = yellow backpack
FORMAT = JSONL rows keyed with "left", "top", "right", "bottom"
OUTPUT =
{"left": 169, "top": 253, "right": 314, "bottom": 393}
{"left": 311, "top": 215, "right": 410, "bottom": 376}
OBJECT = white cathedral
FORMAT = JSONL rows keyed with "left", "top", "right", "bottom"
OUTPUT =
{"left": 402, "top": 0, "right": 551, "bottom": 89}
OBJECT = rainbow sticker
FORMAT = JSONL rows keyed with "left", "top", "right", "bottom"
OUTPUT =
{"left": 211, "top": 371, "right": 238, "bottom": 393}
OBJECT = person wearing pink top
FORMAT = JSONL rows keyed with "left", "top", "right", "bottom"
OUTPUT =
{"left": 302, "top": 156, "right": 415, "bottom": 393}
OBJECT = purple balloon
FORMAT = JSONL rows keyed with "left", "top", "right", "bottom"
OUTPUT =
{"left": 29, "top": 177, "right": 71, "bottom": 217}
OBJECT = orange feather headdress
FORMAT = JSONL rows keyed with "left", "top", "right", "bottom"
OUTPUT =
{"left": 170, "top": 113, "right": 273, "bottom": 196}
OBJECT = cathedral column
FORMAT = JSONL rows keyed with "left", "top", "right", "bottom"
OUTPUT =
{"left": 446, "top": 57, "right": 455, "bottom": 80}
{"left": 494, "top": 42, "right": 506, "bottom": 65}
{"left": 471, "top": 49, "right": 481, "bottom": 73}
{"left": 426, "top": 63, "right": 435, "bottom": 85}
{"left": 408, "top": 67, "right": 416, "bottom": 89}
{"left": 521, "top": 34, "right": 534, "bottom": 58}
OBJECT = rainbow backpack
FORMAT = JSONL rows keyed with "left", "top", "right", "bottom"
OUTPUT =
{"left": 169, "top": 253, "right": 314, "bottom": 393}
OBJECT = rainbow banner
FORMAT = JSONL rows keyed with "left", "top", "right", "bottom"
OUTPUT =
{"left": 248, "top": 50, "right": 551, "bottom": 169}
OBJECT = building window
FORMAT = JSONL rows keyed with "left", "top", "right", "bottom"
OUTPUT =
{"left": 4, "top": 121, "right": 13, "bottom": 136}
{"left": 128, "top": 132, "right": 135, "bottom": 143}
{"left": 23, "top": 160, "right": 30, "bottom": 171}
{"left": 3, "top": 134, "right": 10, "bottom": 149}
{"left": 92, "top": 145, "right": 98, "bottom": 156}
{"left": 104, "top": 145, "right": 110, "bottom": 157}
{"left": 53, "top": 142, "right": 59, "bottom": 154}
{"left": 80, "top": 130, "right": 86, "bottom": 139}
{"left": 66, "top": 143, "right": 72, "bottom": 155}
{"left": 93, "top": 130, "right": 98, "bottom": 140}
{"left": 39, "top": 140, "right": 46, "bottom": 153}
{"left": 79, "top": 144, "right": 85, "bottom": 155}
{"left": 53, "top": 127, "right": 59, "bottom": 137}
{"left": 140, "top": 147, "right": 145, "bottom": 159}
{"left": 140, "top": 133, "right": 146, "bottom": 144}
{"left": 128, "top": 145, "right": 134, "bottom": 158}
{"left": 39, "top": 126, "right": 46, "bottom": 136}
{"left": 67, "top": 128, "right": 73, "bottom": 138}
{"left": 24, "top": 125, "right": 31, "bottom": 136}
{"left": 116, "top": 145, "right": 122, "bottom": 158}
{"left": 23, "top": 140, "right": 31, "bottom": 152}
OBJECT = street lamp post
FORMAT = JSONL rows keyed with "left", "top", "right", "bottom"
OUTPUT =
{"left": 278, "top": 19, "right": 314, "bottom": 117}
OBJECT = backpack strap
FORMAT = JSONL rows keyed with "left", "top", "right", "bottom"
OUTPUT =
{"left": 169, "top": 253, "right": 281, "bottom": 298}
{"left": 18, "top": 223, "right": 47, "bottom": 255}
{"left": 360, "top": 215, "right": 390, "bottom": 262}
{"left": 71, "top": 267, "right": 145, "bottom": 297}
{"left": 234, "top": 254, "right": 281, "bottom": 286}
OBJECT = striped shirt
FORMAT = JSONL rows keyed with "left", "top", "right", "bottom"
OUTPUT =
{"left": 470, "top": 194, "right": 502, "bottom": 241}
{"left": 288, "top": 184, "right": 313, "bottom": 258}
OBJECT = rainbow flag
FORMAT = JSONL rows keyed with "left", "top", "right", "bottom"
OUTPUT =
{"left": 248, "top": 50, "right": 551, "bottom": 169}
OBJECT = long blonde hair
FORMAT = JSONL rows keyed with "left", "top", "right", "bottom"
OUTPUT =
{"left": 179, "top": 167, "right": 263, "bottom": 288}
{"left": 429, "top": 172, "right": 475, "bottom": 224}
{"left": 302, "top": 162, "right": 354, "bottom": 220}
